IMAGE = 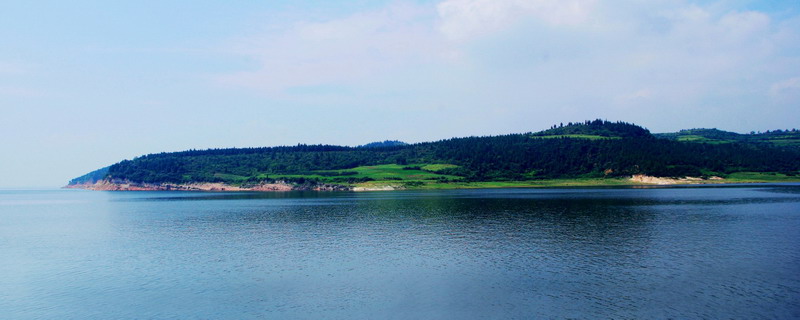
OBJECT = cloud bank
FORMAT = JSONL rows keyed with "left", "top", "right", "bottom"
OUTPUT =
{"left": 216, "top": 0, "right": 799, "bottom": 132}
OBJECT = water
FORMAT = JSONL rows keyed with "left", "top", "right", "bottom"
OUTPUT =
{"left": 1, "top": 185, "right": 799, "bottom": 319}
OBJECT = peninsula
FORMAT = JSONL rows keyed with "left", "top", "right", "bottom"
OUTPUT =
{"left": 67, "top": 120, "right": 800, "bottom": 191}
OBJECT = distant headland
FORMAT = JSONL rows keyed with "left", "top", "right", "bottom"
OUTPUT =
{"left": 67, "top": 120, "right": 800, "bottom": 191}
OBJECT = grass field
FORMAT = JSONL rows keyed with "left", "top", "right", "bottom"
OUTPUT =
{"left": 316, "top": 164, "right": 461, "bottom": 180}
{"left": 722, "top": 172, "right": 800, "bottom": 183}
{"left": 213, "top": 173, "right": 248, "bottom": 182}
{"left": 352, "top": 178, "right": 648, "bottom": 190}
{"left": 218, "top": 165, "right": 799, "bottom": 190}
{"left": 759, "top": 138, "right": 800, "bottom": 147}
{"left": 262, "top": 164, "right": 461, "bottom": 183}
{"left": 420, "top": 164, "right": 459, "bottom": 172}
{"left": 351, "top": 172, "right": 800, "bottom": 190}
{"left": 662, "top": 131, "right": 800, "bottom": 147}
{"left": 675, "top": 135, "right": 730, "bottom": 144}
{"left": 399, "top": 178, "right": 639, "bottom": 189}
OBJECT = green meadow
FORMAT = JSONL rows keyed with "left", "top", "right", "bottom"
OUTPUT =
{"left": 675, "top": 135, "right": 730, "bottom": 144}
{"left": 722, "top": 172, "right": 800, "bottom": 183}
{"left": 181, "top": 163, "right": 800, "bottom": 190}
{"left": 264, "top": 164, "right": 462, "bottom": 183}
{"left": 350, "top": 171, "right": 800, "bottom": 190}
{"left": 225, "top": 163, "right": 800, "bottom": 189}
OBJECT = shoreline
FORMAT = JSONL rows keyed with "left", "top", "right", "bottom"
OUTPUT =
{"left": 64, "top": 180, "right": 350, "bottom": 192}
{"left": 65, "top": 174, "right": 800, "bottom": 192}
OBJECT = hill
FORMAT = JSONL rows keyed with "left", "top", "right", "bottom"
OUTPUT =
{"left": 67, "top": 120, "right": 800, "bottom": 191}
{"left": 358, "top": 140, "right": 408, "bottom": 148}
{"left": 655, "top": 128, "right": 800, "bottom": 148}
{"left": 533, "top": 119, "right": 651, "bottom": 139}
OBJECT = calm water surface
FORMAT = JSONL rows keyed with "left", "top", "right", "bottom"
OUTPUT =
{"left": 1, "top": 185, "right": 799, "bottom": 319}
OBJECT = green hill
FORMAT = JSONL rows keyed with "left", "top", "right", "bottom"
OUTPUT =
{"left": 68, "top": 120, "right": 800, "bottom": 189}
{"left": 533, "top": 119, "right": 652, "bottom": 139}
{"left": 655, "top": 128, "right": 800, "bottom": 148}
{"left": 358, "top": 140, "right": 408, "bottom": 148}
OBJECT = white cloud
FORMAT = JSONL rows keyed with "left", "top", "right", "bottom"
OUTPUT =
{"left": 719, "top": 11, "right": 770, "bottom": 39}
{"left": 216, "top": 0, "right": 800, "bottom": 131}
{"left": 616, "top": 88, "right": 654, "bottom": 104}
{"left": 771, "top": 77, "right": 800, "bottom": 91}
{"left": 436, "top": 0, "right": 597, "bottom": 41}
{"left": 770, "top": 77, "right": 800, "bottom": 98}
{"left": 664, "top": 8, "right": 771, "bottom": 51}
{"left": 0, "top": 61, "right": 40, "bottom": 98}
{"left": 0, "top": 62, "right": 32, "bottom": 75}
{"left": 217, "top": 3, "right": 448, "bottom": 94}
{"left": 0, "top": 85, "right": 40, "bottom": 97}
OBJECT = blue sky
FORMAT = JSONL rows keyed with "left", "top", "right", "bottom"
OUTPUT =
{"left": 1, "top": 0, "right": 799, "bottom": 188}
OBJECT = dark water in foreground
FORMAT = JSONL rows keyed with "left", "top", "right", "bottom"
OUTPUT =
{"left": 1, "top": 185, "right": 799, "bottom": 319}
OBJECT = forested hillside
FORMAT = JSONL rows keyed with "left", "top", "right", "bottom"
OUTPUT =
{"left": 655, "top": 128, "right": 800, "bottom": 148}
{"left": 358, "top": 140, "right": 408, "bottom": 148}
{"left": 68, "top": 167, "right": 109, "bottom": 185}
{"left": 69, "top": 120, "right": 800, "bottom": 187}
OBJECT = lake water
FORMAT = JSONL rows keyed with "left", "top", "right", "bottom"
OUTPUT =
{"left": 1, "top": 185, "right": 799, "bottom": 319}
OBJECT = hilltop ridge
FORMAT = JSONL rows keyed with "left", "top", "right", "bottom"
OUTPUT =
{"left": 654, "top": 128, "right": 800, "bottom": 148}
{"left": 358, "top": 140, "right": 408, "bottom": 148}
{"left": 533, "top": 119, "right": 652, "bottom": 138}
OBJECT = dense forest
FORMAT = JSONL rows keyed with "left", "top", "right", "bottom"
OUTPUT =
{"left": 69, "top": 120, "right": 800, "bottom": 186}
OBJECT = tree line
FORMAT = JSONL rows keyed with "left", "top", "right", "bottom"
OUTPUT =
{"left": 97, "top": 121, "right": 800, "bottom": 184}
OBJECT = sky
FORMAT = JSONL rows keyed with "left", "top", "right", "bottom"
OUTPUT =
{"left": 1, "top": 0, "right": 799, "bottom": 188}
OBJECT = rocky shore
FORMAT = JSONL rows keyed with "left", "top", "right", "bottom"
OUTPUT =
{"left": 629, "top": 174, "right": 724, "bottom": 185}
{"left": 65, "top": 179, "right": 353, "bottom": 191}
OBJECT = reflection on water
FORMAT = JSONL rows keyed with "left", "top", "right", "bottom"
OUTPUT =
{"left": 1, "top": 185, "right": 799, "bottom": 319}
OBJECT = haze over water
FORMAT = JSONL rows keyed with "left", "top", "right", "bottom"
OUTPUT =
{"left": 2, "top": 185, "right": 799, "bottom": 318}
